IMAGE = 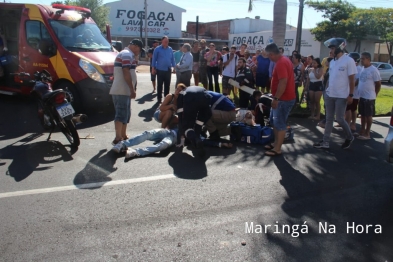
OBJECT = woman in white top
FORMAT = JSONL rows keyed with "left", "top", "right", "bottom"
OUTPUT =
{"left": 306, "top": 58, "right": 324, "bottom": 120}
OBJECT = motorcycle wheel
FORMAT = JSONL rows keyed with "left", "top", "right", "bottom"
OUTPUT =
{"left": 58, "top": 118, "right": 80, "bottom": 148}
{"left": 56, "top": 82, "right": 83, "bottom": 113}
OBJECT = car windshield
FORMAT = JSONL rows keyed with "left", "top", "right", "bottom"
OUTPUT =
{"left": 49, "top": 20, "right": 112, "bottom": 52}
{"left": 371, "top": 62, "right": 379, "bottom": 67}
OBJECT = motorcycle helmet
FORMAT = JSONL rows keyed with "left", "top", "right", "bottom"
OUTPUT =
{"left": 324, "top": 38, "right": 346, "bottom": 56}
{"left": 348, "top": 52, "right": 360, "bottom": 62}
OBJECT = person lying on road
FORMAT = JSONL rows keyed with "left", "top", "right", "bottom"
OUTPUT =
{"left": 111, "top": 128, "right": 233, "bottom": 159}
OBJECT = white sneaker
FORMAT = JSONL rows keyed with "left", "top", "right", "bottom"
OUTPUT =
{"left": 125, "top": 148, "right": 138, "bottom": 159}
{"left": 111, "top": 141, "right": 126, "bottom": 153}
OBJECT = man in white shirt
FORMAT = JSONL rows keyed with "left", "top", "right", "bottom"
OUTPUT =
{"left": 313, "top": 38, "right": 357, "bottom": 150}
{"left": 221, "top": 46, "right": 238, "bottom": 97}
{"left": 357, "top": 51, "right": 381, "bottom": 140}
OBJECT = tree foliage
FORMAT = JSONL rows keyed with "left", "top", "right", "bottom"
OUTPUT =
{"left": 306, "top": 0, "right": 393, "bottom": 62}
{"left": 305, "top": 0, "right": 356, "bottom": 41}
{"left": 51, "top": 0, "right": 109, "bottom": 31}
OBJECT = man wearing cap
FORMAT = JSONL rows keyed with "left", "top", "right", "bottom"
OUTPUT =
{"left": 152, "top": 36, "right": 176, "bottom": 103}
{"left": 109, "top": 39, "right": 143, "bottom": 146}
{"left": 148, "top": 40, "right": 160, "bottom": 93}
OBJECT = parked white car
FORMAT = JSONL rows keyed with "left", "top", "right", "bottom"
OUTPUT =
{"left": 385, "top": 106, "right": 393, "bottom": 163}
{"left": 371, "top": 62, "right": 393, "bottom": 83}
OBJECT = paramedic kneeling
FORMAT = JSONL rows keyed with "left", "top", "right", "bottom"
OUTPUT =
{"left": 264, "top": 43, "right": 296, "bottom": 156}
{"left": 204, "top": 91, "right": 236, "bottom": 139}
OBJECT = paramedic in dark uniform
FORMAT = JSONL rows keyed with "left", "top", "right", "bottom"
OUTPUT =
{"left": 235, "top": 58, "right": 255, "bottom": 108}
{"left": 176, "top": 86, "right": 212, "bottom": 149}
{"left": 204, "top": 91, "right": 236, "bottom": 139}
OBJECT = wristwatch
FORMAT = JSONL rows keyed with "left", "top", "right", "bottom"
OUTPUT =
{"left": 273, "top": 97, "right": 279, "bottom": 101}
{"left": 349, "top": 94, "right": 354, "bottom": 97}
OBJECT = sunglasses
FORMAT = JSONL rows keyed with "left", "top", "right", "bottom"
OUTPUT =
{"left": 210, "top": 45, "right": 215, "bottom": 47}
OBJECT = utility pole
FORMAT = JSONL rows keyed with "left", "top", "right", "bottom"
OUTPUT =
{"left": 295, "top": 0, "right": 304, "bottom": 53}
{"left": 196, "top": 16, "right": 199, "bottom": 40}
{"left": 144, "top": 0, "right": 148, "bottom": 51}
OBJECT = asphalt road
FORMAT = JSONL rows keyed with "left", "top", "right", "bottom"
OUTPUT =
{"left": 0, "top": 73, "right": 393, "bottom": 262}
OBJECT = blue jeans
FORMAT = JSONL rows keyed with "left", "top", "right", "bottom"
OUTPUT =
{"left": 323, "top": 95, "right": 353, "bottom": 143}
{"left": 123, "top": 129, "right": 176, "bottom": 156}
{"left": 153, "top": 109, "right": 161, "bottom": 123}
{"left": 270, "top": 99, "right": 295, "bottom": 131}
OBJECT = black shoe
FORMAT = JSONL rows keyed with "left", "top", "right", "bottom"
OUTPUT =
{"left": 341, "top": 136, "right": 354, "bottom": 149}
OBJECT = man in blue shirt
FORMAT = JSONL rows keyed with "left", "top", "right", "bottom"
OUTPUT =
{"left": 152, "top": 36, "right": 176, "bottom": 103}
{"left": 204, "top": 91, "right": 236, "bottom": 139}
{"left": 256, "top": 49, "right": 271, "bottom": 93}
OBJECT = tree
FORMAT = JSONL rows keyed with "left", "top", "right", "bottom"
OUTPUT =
{"left": 306, "top": 1, "right": 393, "bottom": 62}
{"left": 305, "top": 0, "right": 356, "bottom": 42}
{"left": 52, "top": 0, "right": 109, "bottom": 32}
{"left": 248, "top": 0, "right": 288, "bottom": 47}
{"left": 344, "top": 8, "right": 374, "bottom": 52}
{"left": 367, "top": 8, "right": 393, "bottom": 64}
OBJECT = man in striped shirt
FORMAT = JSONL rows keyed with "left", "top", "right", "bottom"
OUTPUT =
{"left": 109, "top": 39, "right": 143, "bottom": 146}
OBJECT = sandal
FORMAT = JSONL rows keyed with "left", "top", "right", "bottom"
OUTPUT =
{"left": 264, "top": 144, "right": 274, "bottom": 150}
{"left": 264, "top": 149, "right": 282, "bottom": 157}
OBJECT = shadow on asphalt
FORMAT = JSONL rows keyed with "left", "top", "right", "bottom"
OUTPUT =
{"left": 1, "top": 136, "right": 74, "bottom": 182}
{"left": 73, "top": 149, "right": 121, "bottom": 189}
{"left": 168, "top": 149, "right": 208, "bottom": 180}
{"left": 0, "top": 94, "right": 118, "bottom": 139}
{"left": 135, "top": 92, "right": 157, "bottom": 105}
{"left": 138, "top": 101, "right": 160, "bottom": 122}
{"left": 248, "top": 117, "right": 393, "bottom": 261}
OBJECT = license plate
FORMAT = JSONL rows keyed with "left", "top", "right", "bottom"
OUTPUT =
{"left": 56, "top": 103, "right": 75, "bottom": 118}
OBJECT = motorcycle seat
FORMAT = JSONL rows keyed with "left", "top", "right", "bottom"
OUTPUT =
{"left": 43, "top": 89, "right": 64, "bottom": 102}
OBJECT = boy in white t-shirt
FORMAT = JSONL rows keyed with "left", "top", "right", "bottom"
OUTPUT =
{"left": 221, "top": 46, "right": 238, "bottom": 97}
{"left": 313, "top": 38, "right": 357, "bottom": 150}
{"left": 357, "top": 52, "right": 382, "bottom": 140}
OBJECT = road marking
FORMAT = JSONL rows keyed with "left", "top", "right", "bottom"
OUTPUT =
{"left": 0, "top": 174, "right": 175, "bottom": 199}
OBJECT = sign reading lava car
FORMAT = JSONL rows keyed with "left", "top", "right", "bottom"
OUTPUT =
{"left": 106, "top": 0, "right": 186, "bottom": 38}
{"left": 229, "top": 29, "right": 322, "bottom": 56}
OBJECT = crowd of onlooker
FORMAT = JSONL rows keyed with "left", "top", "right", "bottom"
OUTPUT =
{"left": 109, "top": 36, "right": 382, "bottom": 159}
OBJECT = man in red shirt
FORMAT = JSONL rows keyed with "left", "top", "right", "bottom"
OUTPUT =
{"left": 264, "top": 43, "right": 296, "bottom": 156}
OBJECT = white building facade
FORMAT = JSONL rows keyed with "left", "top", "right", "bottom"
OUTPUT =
{"left": 106, "top": 0, "right": 186, "bottom": 39}
{"left": 229, "top": 29, "right": 377, "bottom": 59}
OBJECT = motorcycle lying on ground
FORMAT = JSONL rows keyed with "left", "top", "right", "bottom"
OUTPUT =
{"left": 12, "top": 70, "right": 87, "bottom": 148}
